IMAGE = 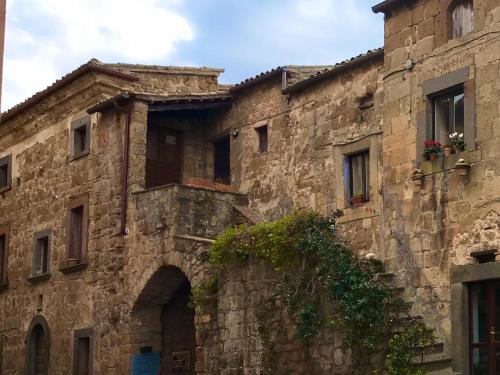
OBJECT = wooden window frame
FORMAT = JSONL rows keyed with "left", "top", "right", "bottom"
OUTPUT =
{"left": 73, "top": 328, "right": 93, "bottom": 375}
{"left": 61, "top": 195, "right": 88, "bottom": 274}
{"left": 28, "top": 229, "right": 52, "bottom": 283}
{"left": 0, "top": 155, "right": 12, "bottom": 194}
{"left": 448, "top": 0, "right": 474, "bottom": 40}
{"left": 69, "top": 116, "right": 91, "bottom": 161}
{"left": 255, "top": 125, "right": 268, "bottom": 154}
{"left": 0, "top": 224, "right": 9, "bottom": 289}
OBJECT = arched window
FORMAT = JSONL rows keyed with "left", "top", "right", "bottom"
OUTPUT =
{"left": 450, "top": 0, "right": 473, "bottom": 39}
{"left": 25, "top": 316, "right": 50, "bottom": 375}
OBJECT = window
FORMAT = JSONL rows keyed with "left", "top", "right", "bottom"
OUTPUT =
{"left": 65, "top": 195, "right": 88, "bottom": 269}
{"left": 256, "top": 125, "right": 268, "bottom": 153}
{"left": 450, "top": 0, "right": 473, "bottom": 39}
{"left": 0, "top": 225, "right": 8, "bottom": 286}
{"left": 69, "top": 206, "right": 84, "bottom": 260}
{"left": 213, "top": 136, "right": 230, "bottom": 185}
{"left": 432, "top": 89, "right": 464, "bottom": 144}
{"left": 346, "top": 151, "right": 370, "bottom": 205}
{"left": 70, "top": 116, "right": 91, "bottom": 160}
{"left": 0, "top": 155, "right": 12, "bottom": 192}
{"left": 31, "top": 230, "right": 51, "bottom": 278}
{"left": 73, "top": 329, "right": 93, "bottom": 375}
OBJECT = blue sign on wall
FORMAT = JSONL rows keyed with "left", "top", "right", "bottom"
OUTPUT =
{"left": 131, "top": 352, "right": 161, "bottom": 375}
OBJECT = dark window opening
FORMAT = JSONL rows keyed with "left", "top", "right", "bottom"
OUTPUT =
{"left": 0, "top": 234, "right": 6, "bottom": 284}
{"left": 70, "top": 116, "right": 91, "bottom": 160}
{"left": 256, "top": 125, "right": 268, "bottom": 153}
{"left": 471, "top": 250, "right": 497, "bottom": 264}
{"left": 346, "top": 151, "right": 370, "bottom": 205}
{"left": 73, "top": 329, "right": 93, "bottom": 375}
{"left": 432, "top": 89, "right": 464, "bottom": 144}
{"left": 451, "top": 0, "right": 473, "bottom": 39}
{"left": 0, "top": 155, "right": 12, "bottom": 190}
{"left": 69, "top": 206, "right": 84, "bottom": 260}
{"left": 146, "top": 127, "right": 183, "bottom": 188}
{"left": 358, "top": 93, "right": 374, "bottom": 110}
{"left": 214, "top": 136, "right": 230, "bottom": 185}
{"left": 33, "top": 234, "right": 50, "bottom": 276}
{"left": 74, "top": 126, "right": 87, "bottom": 155}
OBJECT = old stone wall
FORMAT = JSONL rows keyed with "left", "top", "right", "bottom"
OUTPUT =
{"left": 381, "top": 0, "right": 500, "bottom": 372}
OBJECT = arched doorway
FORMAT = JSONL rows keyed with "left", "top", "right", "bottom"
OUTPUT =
{"left": 161, "top": 277, "right": 196, "bottom": 375}
{"left": 25, "top": 315, "right": 50, "bottom": 375}
{"left": 134, "top": 266, "right": 196, "bottom": 375}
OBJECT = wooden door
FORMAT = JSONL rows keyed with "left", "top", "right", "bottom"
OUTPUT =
{"left": 146, "top": 128, "right": 183, "bottom": 188}
{"left": 469, "top": 280, "right": 500, "bottom": 374}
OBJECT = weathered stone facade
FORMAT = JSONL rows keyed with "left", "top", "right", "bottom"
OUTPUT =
{"left": 0, "top": 0, "right": 499, "bottom": 373}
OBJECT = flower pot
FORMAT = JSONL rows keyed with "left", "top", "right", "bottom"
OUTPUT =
{"left": 455, "top": 159, "right": 469, "bottom": 176}
{"left": 350, "top": 196, "right": 365, "bottom": 205}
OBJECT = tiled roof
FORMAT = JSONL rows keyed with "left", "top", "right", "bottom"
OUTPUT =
{"left": 282, "top": 48, "right": 384, "bottom": 94}
{"left": 372, "top": 0, "right": 412, "bottom": 14}
{"left": 229, "top": 67, "right": 285, "bottom": 93}
{"left": 1, "top": 59, "right": 139, "bottom": 124}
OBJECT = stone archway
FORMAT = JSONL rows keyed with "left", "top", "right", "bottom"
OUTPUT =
{"left": 25, "top": 315, "right": 50, "bottom": 375}
{"left": 133, "top": 266, "right": 196, "bottom": 375}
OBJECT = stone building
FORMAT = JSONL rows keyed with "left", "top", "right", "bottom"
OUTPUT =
{"left": 0, "top": 0, "right": 499, "bottom": 373}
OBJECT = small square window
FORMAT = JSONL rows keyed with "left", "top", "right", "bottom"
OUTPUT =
{"left": 432, "top": 89, "right": 464, "bottom": 144}
{"left": 0, "top": 155, "right": 12, "bottom": 192}
{"left": 32, "top": 230, "right": 51, "bottom": 277}
{"left": 346, "top": 151, "right": 370, "bottom": 206}
{"left": 70, "top": 116, "right": 91, "bottom": 160}
{"left": 256, "top": 125, "right": 268, "bottom": 153}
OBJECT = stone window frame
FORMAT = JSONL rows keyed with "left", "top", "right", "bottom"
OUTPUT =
{"left": 0, "top": 224, "right": 9, "bottom": 290}
{"left": 0, "top": 154, "right": 12, "bottom": 194}
{"left": 60, "top": 194, "right": 89, "bottom": 274}
{"left": 450, "top": 261, "right": 500, "bottom": 374}
{"left": 73, "top": 328, "right": 94, "bottom": 375}
{"left": 27, "top": 229, "right": 52, "bottom": 284}
{"left": 417, "top": 67, "right": 475, "bottom": 162}
{"left": 69, "top": 115, "right": 91, "bottom": 161}
{"left": 333, "top": 133, "right": 379, "bottom": 219}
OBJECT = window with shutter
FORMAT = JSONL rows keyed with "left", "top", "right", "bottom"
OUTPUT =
{"left": 0, "top": 155, "right": 12, "bottom": 193}
{"left": 0, "top": 225, "right": 8, "bottom": 287}
{"left": 30, "top": 230, "right": 52, "bottom": 282}
{"left": 62, "top": 195, "right": 88, "bottom": 273}
{"left": 256, "top": 125, "right": 268, "bottom": 153}
{"left": 69, "top": 116, "right": 91, "bottom": 161}
{"left": 450, "top": 0, "right": 473, "bottom": 39}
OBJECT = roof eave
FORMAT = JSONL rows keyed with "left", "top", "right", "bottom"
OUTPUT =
{"left": 229, "top": 68, "right": 283, "bottom": 94}
{"left": 372, "top": 0, "right": 414, "bottom": 15}
{"left": 1, "top": 64, "right": 139, "bottom": 124}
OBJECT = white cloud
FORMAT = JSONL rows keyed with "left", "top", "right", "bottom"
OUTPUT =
{"left": 2, "top": 0, "right": 193, "bottom": 111}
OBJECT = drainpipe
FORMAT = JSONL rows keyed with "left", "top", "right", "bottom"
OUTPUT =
{"left": 113, "top": 93, "right": 132, "bottom": 235}
{"left": 281, "top": 67, "right": 288, "bottom": 91}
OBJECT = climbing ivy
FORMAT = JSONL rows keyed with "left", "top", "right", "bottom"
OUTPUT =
{"left": 197, "top": 210, "right": 435, "bottom": 374}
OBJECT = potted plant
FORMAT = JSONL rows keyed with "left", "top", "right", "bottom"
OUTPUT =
{"left": 455, "top": 158, "right": 470, "bottom": 176}
{"left": 423, "top": 140, "right": 443, "bottom": 161}
{"left": 411, "top": 169, "right": 424, "bottom": 187}
{"left": 443, "top": 144, "right": 453, "bottom": 157}
{"left": 351, "top": 194, "right": 366, "bottom": 205}
{"left": 449, "top": 132, "right": 465, "bottom": 152}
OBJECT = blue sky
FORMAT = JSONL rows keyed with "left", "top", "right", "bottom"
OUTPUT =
{"left": 3, "top": 0, "right": 384, "bottom": 111}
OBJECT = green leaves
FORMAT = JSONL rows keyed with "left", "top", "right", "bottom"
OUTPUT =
{"left": 203, "top": 211, "right": 434, "bottom": 374}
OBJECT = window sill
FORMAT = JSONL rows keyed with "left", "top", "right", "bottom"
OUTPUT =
{"left": 419, "top": 149, "right": 481, "bottom": 176}
{"left": 0, "top": 282, "right": 8, "bottom": 292}
{"left": 27, "top": 273, "right": 52, "bottom": 284}
{"left": 68, "top": 150, "right": 90, "bottom": 162}
{"left": 59, "top": 261, "right": 87, "bottom": 274}
{"left": 0, "top": 184, "right": 12, "bottom": 194}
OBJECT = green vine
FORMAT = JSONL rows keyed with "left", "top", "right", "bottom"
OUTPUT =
{"left": 197, "top": 210, "right": 435, "bottom": 374}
